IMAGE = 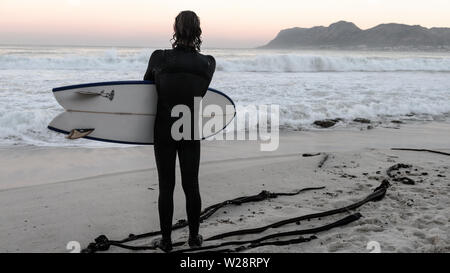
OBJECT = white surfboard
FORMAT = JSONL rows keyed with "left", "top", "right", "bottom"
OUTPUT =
{"left": 48, "top": 81, "right": 236, "bottom": 145}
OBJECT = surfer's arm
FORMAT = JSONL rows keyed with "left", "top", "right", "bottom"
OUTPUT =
{"left": 207, "top": 55, "right": 216, "bottom": 77}
{"left": 144, "top": 50, "right": 163, "bottom": 81}
{"left": 202, "top": 55, "right": 216, "bottom": 96}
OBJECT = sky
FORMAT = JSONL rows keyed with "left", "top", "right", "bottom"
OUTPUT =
{"left": 1, "top": 0, "right": 450, "bottom": 48}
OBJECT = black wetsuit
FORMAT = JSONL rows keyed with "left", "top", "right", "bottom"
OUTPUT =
{"left": 144, "top": 45, "right": 216, "bottom": 240}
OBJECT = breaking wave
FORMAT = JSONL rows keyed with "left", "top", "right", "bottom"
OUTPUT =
{"left": 1, "top": 48, "right": 450, "bottom": 72}
{"left": 216, "top": 54, "right": 450, "bottom": 72}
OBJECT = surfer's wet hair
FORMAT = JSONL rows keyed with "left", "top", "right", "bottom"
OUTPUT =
{"left": 171, "top": 10, "right": 202, "bottom": 51}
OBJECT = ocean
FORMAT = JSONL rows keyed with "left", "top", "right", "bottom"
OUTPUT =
{"left": 1, "top": 45, "right": 450, "bottom": 147}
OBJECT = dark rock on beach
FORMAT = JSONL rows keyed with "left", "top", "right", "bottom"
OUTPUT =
{"left": 353, "top": 118, "right": 371, "bottom": 124}
{"left": 313, "top": 119, "right": 340, "bottom": 128}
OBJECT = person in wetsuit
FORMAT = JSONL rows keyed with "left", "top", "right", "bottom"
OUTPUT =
{"left": 143, "top": 10, "right": 216, "bottom": 252}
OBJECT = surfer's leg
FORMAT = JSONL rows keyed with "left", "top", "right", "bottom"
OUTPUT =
{"left": 154, "top": 140, "right": 177, "bottom": 241}
{"left": 178, "top": 140, "right": 202, "bottom": 238}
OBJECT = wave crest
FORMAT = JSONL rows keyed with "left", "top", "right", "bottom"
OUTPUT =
{"left": 216, "top": 54, "right": 450, "bottom": 72}
{"left": 2, "top": 49, "right": 450, "bottom": 72}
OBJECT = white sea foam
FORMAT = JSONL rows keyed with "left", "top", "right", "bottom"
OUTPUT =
{"left": 1, "top": 46, "right": 450, "bottom": 147}
{"left": 216, "top": 54, "right": 450, "bottom": 72}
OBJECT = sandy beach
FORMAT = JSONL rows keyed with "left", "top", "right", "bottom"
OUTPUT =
{"left": 0, "top": 122, "right": 448, "bottom": 253}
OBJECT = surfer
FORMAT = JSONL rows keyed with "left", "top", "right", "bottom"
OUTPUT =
{"left": 144, "top": 10, "right": 216, "bottom": 252}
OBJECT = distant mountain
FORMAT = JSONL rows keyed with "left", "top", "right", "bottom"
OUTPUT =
{"left": 260, "top": 21, "right": 450, "bottom": 49}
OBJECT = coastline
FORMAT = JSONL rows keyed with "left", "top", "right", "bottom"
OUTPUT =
{"left": 0, "top": 122, "right": 449, "bottom": 252}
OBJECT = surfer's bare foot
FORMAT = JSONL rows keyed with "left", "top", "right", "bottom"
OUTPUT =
{"left": 188, "top": 234, "right": 203, "bottom": 248}
{"left": 151, "top": 237, "right": 173, "bottom": 252}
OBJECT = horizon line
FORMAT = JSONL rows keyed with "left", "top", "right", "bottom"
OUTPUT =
{"left": 0, "top": 43, "right": 256, "bottom": 50}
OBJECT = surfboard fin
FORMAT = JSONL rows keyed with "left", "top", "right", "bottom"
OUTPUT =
{"left": 77, "top": 90, "right": 115, "bottom": 101}
{"left": 66, "top": 129, "right": 95, "bottom": 140}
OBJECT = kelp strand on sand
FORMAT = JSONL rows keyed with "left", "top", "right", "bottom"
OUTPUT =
{"left": 205, "top": 180, "right": 389, "bottom": 242}
{"left": 82, "top": 180, "right": 389, "bottom": 253}
{"left": 391, "top": 148, "right": 450, "bottom": 157}
{"left": 317, "top": 153, "right": 330, "bottom": 168}
{"left": 81, "top": 186, "right": 325, "bottom": 253}
{"left": 172, "top": 214, "right": 363, "bottom": 253}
